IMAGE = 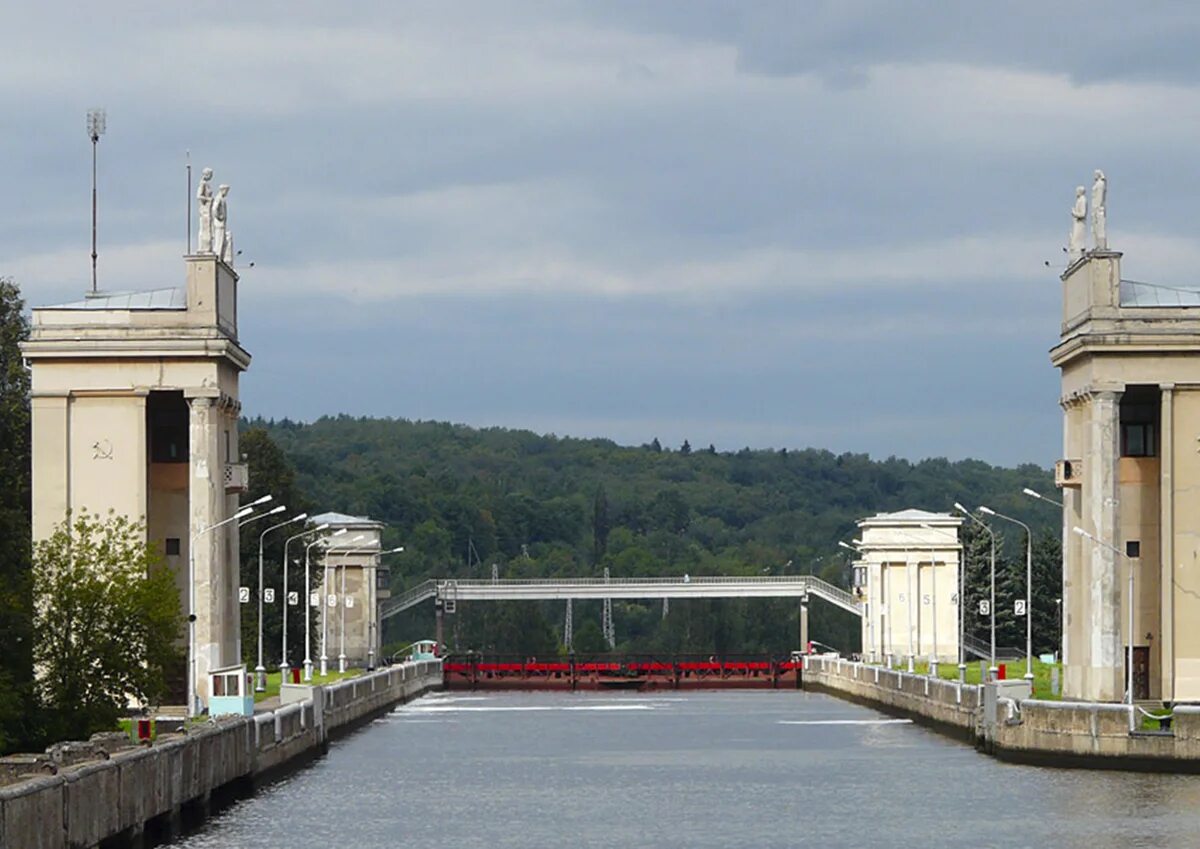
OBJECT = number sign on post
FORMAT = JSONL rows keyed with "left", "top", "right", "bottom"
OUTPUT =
{"left": 238, "top": 586, "right": 250, "bottom": 604}
{"left": 978, "top": 599, "right": 990, "bottom": 616}
{"left": 288, "top": 591, "right": 299, "bottom": 606}
{"left": 1014, "top": 599, "right": 1027, "bottom": 616}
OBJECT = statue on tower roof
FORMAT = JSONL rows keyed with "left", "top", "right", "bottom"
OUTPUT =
{"left": 1068, "top": 185, "right": 1087, "bottom": 263}
{"left": 1091, "top": 169, "right": 1107, "bottom": 251}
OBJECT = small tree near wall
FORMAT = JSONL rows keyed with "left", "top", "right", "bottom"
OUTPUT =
{"left": 33, "top": 511, "right": 183, "bottom": 739}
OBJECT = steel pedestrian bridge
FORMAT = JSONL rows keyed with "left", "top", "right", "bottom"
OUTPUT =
{"left": 380, "top": 574, "right": 862, "bottom": 620}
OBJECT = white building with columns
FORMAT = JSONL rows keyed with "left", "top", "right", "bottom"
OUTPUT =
{"left": 853, "top": 509, "right": 962, "bottom": 666}
{"left": 22, "top": 253, "right": 250, "bottom": 712}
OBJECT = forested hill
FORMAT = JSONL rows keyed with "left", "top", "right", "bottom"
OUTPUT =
{"left": 250, "top": 415, "right": 1056, "bottom": 587}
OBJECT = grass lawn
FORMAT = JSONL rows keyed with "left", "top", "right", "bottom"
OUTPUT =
{"left": 875, "top": 657, "right": 1063, "bottom": 700}
{"left": 253, "top": 668, "right": 361, "bottom": 703}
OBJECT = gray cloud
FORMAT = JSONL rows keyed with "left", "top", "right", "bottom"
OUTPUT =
{"left": 4, "top": 2, "right": 1197, "bottom": 465}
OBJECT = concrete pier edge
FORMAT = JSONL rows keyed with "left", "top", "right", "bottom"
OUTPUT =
{"left": 0, "top": 659, "right": 442, "bottom": 849}
{"left": 802, "top": 656, "right": 1200, "bottom": 774}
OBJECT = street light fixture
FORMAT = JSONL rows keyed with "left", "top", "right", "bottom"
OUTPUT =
{"left": 329, "top": 545, "right": 404, "bottom": 671}
{"left": 839, "top": 540, "right": 875, "bottom": 663}
{"left": 239, "top": 503, "right": 285, "bottom": 528}
{"left": 326, "top": 535, "right": 368, "bottom": 673}
{"left": 184, "top": 493, "right": 273, "bottom": 717}
{"left": 1074, "top": 526, "right": 1136, "bottom": 730}
{"left": 1023, "top": 487, "right": 1064, "bottom": 508}
{"left": 254, "top": 512, "right": 308, "bottom": 692}
{"left": 280, "top": 522, "right": 327, "bottom": 677}
{"left": 315, "top": 529, "right": 349, "bottom": 677}
{"left": 954, "top": 502, "right": 998, "bottom": 679}
{"left": 979, "top": 505, "right": 1035, "bottom": 681}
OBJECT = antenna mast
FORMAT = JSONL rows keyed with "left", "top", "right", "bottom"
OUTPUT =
{"left": 186, "top": 150, "right": 192, "bottom": 254}
{"left": 86, "top": 108, "right": 106, "bottom": 293}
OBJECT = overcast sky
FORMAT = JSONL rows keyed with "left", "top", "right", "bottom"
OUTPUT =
{"left": 6, "top": 2, "right": 1199, "bottom": 466}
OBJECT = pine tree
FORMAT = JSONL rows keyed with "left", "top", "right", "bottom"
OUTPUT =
{"left": 1031, "top": 529, "right": 1062, "bottom": 656}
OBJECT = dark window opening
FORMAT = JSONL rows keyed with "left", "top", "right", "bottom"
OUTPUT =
{"left": 1120, "top": 386, "right": 1160, "bottom": 458}
{"left": 165, "top": 537, "right": 181, "bottom": 556}
{"left": 148, "top": 391, "right": 189, "bottom": 463}
{"left": 1126, "top": 540, "right": 1141, "bottom": 558}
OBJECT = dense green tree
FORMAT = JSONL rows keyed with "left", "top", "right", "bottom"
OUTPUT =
{"left": 0, "top": 278, "right": 31, "bottom": 753}
{"left": 249, "top": 415, "right": 1058, "bottom": 657}
{"left": 32, "top": 512, "right": 183, "bottom": 739}
{"left": 592, "top": 484, "right": 609, "bottom": 565}
{"left": 237, "top": 428, "right": 315, "bottom": 669}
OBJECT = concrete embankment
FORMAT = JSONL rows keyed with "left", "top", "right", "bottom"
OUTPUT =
{"left": 803, "top": 656, "right": 1200, "bottom": 772}
{"left": 0, "top": 660, "right": 441, "bottom": 849}
{"left": 985, "top": 700, "right": 1200, "bottom": 771}
{"left": 801, "top": 656, "right": 981, "bottom": 740}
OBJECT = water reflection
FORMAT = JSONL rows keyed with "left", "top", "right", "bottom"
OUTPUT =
{"left": 170, "top": 690, "right": 1200, "bottom": 849}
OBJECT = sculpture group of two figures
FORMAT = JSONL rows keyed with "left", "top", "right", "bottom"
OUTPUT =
{"left": 1069, "top": 170, "right": 1107, "bottom": 262}
{"left": 196, "top": 168, "right": 233, "bottom": 264}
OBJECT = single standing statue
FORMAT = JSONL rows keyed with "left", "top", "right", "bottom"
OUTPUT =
{"left": 196, "top": 168, "right": 214, "bottom": 253}
{"left": 1091, "top": 169, "right": 1107, "bottom": 250}
{"left": 212, "top": 184, "right": 230, "bottom": 263}
{"left": 1069, "top": 185, "right": 1087, "bottom": 262}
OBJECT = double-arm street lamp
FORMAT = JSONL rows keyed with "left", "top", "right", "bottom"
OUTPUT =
{"left": 254, "top": 512, "right": 308, "bottom": 692}
{"left": 187, "top": 493, "right": 273, "bottom": 716}
{"left": 954, "top": 502, "right": 998, "bottom": 679}
{"left": 310, "top": 529, "right": 348, "bottom": 679}
{"left": 328, "top": 545, "right": 405, "bottom": 673}
{"left": 321, "top": 534, "right": 364, "bottom": 675}
{"left": 1073, "top": 526, "right": 1136, "bottom": 730}
{"left": 979, "top": 506, "right": 1034, "bottom": 682}
{"left": 1023, "top": 487, "right": 1064, "bottom": 508}
{"left": 280, "top": 522, "right": 330, "bottom": 677}
{"left": 839, "top": 540, "right": 875, "bottom": 664}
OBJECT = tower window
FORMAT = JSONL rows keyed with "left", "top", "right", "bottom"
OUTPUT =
{"left": 1119, "top": 388, "right": 1159, "bottom": 458}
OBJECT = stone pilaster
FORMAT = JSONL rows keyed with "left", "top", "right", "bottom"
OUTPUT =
{"left": 1160, "top": 384, "right": 1176, "bottom": 702}
{"left": 1087, "top": 389, "right": 1123, "bottom": 701}
{"left": 187, "top": 393, "right": 224, "bottom": 708}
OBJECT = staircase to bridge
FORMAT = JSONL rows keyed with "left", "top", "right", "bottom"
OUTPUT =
{"left": 381, "top": 574, "right": 862, "bottom": 620}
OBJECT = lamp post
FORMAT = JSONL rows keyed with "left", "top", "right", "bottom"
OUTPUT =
{"left": 954, "top": 502, "right": 997, "bottom": 679}
{"left": 186, "top": 494, "right": 272, "bottom": 717}
{"left": 281, "top": 522, "right": 327, "bottom": 677}
{"left": 1025, "top": 486, "right": 1065, "bottom": 666}
{"left": 326, "top": 544, "right": 404, "bottom": 673}
{"left": 254, "top": 512, "right": 308, "bottom": 692}
{"left": 1074, "top": 526, "right": 1135, "bottom": 730}
{"left": 980, "top": 506, "right": 1034, "bottom": 681}
{"left": 1022, "top": 487, "right": 1064, "bottom": 508}
{"left": 315, "top": 529, "right": 349, "bottom": 678}
{"left": 838, "top": 540, "right": 871, "bottom": 662}
{"left": 330, "top": 536, "right": 368, "bottom": 673}
{"left": 918, "top": 523, "right": 943, "bottom": 678}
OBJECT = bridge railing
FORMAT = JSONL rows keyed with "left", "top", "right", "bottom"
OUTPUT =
{"left": 382, "top": 573, "right": 862, "bottom": 618}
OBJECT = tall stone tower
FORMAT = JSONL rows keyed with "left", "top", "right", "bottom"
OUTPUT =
{"left": 22, "top": 254, "right": 250, "bottom": 712}
{"left": 1054, "top": 240, "right": 1200, "bottom": 703}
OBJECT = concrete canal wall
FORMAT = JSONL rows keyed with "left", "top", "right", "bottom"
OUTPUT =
{"left": 801, "top": 656, "right": 981, "bottom": 738}
{"left": 0, "top": 660, "right": 441, "bottom": 849}
{"left": 985, "top": 701, "right": 1200, "bottom": 771}
{"left": 804, "top": 655, "right": 1200, "bottom": 772}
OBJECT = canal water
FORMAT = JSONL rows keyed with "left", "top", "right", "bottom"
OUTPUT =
{"left": 171, "top": 690, "right": 1200, "bottom": 849}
